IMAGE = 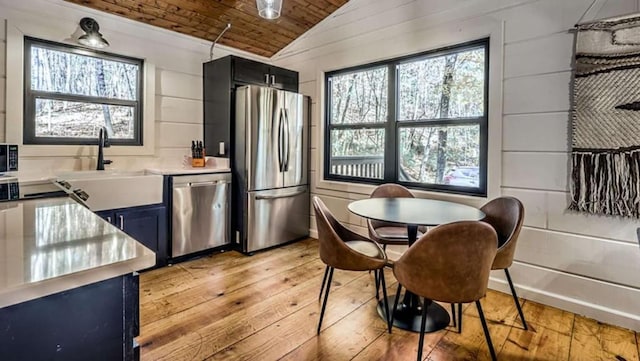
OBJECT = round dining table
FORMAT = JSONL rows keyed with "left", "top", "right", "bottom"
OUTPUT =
{"left": 348, "top": 197, "right": 485, "bottom": 333}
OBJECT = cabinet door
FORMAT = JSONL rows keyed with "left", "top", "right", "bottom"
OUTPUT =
{"left": 269, "top": 65, "right": 299, "bottom": 92}
{"left": 233, "top": 57, "right": 270, "bottom": 86}
{"left": 0, "top": 274, "right": 135, "bottom": 361}
{"left": 96, "top": 210, "right": 115, "bottom": 224}
{"left": 115, "top": 206, "right": 167, "bottom": 267}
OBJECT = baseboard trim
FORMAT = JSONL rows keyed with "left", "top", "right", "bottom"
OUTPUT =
{"left": 489, "top": 267, "right": 640, "bottom": 332}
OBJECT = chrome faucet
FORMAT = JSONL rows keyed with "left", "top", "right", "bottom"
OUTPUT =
{"left": 96, "top": 127, "right": 112, "bottom": 170}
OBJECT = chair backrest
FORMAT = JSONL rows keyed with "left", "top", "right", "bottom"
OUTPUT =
{"left": 312, "top": 196, "right": 385, "bottom": 271}
{"left": 480, "top": 197, "right": 524, "bottom": 270}
{"left": 393, "top": 221, "right": 498, "bottom": 304}
{"left": 369, "top": 184, "right": 415, "bottom": 229}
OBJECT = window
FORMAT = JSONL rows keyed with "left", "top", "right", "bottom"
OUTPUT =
{"left": 325, "top": 39, "right": 488, "bottom": 196}
{"left": 23, "top": 37, "right": 143, "bottom": 145}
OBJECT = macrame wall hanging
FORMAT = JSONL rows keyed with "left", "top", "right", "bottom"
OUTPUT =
{"left": 571, "top": 14, "right": 640, "bottom": 218}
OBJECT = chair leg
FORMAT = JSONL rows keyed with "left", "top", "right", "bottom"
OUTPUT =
{"left": 505, "top": 268, "right": 528, "bottom": 331}
{"left": 318, "top": 265, "right": 329, "bottom": 301}
{"left": 417, "top": 297, "right": 429, "bottom": 361}
{"left": 317, "top": 267, "right": 334, "bottom": 334}
{"left": 378, "top": 269, "right": 392, "bottom": 333}
{"left": 476, "top": 300, "right": 497, "bottom": 361}
{"left": 457, "top": 303, "right": 463, "bottom": 333}
{"left": 451, "top": 303, "right": 456, "bottom": 328}
{"left": 390, "top": 284, "right": 402, "bottom": 327}
{"left": 376, "top": 244, "right": 387, "bottom": 297}
{"left": 374, "top": 269, "right": 380, "bottom": 300}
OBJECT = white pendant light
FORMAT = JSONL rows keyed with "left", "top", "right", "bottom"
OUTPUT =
{"left": 256, "top": 0, "right": 283, "bottom": 20}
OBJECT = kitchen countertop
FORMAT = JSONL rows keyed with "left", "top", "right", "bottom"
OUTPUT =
{"left": 0, "top": 197, "right": 155, "bottom": 308}
{"left": 145, "top": 166, "right": 231, "bottom": 175}
{"left": 146, "top": 156, "right": 230, "bottom": 175}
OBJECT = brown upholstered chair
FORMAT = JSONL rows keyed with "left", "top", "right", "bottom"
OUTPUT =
{"left": 392, "top": 221, "right": 499, "bottom": 361}
{"left": 367, "top": 184, "right": 426, "bottom": 249}
{"left": 451, "top": 196, "right": 528, "bottom": 333}
{"left": 313, "top": 196, "right": 392, "bottom": 334}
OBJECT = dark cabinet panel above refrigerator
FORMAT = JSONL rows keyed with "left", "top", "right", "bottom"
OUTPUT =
{"left": 269, "top": 65, "right": 299, "bottom": 92}
{"left": 232, "top": 56, "right": 298, "bottom": 91}
{"left": 233, "top": 57, "right": 271, "bottom": 86}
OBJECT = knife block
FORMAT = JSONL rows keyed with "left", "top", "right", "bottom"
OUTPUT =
{"left": 191, "top": 158, "right": 205, "bottom": 167}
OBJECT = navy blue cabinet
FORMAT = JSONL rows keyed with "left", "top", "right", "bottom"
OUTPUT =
{"left": 0, "top": 273, "right": 139, "bottom": 361}
{"left": 97, "top": 205, "right": 168, "bottom": 268}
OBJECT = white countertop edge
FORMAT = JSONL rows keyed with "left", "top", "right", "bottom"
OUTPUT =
{"left": 145, "top": 167, "right": 231, "bottom": 175}
{"left": 0, "top": 252, "right": 155, "bottom": 308}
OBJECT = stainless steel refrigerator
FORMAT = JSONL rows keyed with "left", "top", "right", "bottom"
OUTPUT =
{"left": 234, "top": 85, "right": 309, "bottom": 253}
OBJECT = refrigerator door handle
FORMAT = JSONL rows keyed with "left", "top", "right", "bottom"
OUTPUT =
{"left": 255, "top": 189, "right": 306, "bottom": 200}
{"left": 284, "top": 108, "right": 290, "bottom": 171}
{"left": 277, "top": 108, "right": 284, "bottom": 172}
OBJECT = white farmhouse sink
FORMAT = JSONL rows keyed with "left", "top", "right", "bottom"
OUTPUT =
{"left": 59, "top": 171, "right": 163, "bottom": 211}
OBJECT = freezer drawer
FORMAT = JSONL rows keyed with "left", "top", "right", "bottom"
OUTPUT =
{"left": 245, "top": 185, "right": 309, "bottom": 253}
{"left": 172, "top": 173, "right": 231, "bottom": 258}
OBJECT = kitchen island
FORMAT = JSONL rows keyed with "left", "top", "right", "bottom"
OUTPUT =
{"left": 0, "top": 197, "right": 155, "bottom": 361}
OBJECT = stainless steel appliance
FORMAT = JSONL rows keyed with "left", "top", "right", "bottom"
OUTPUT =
{"left": 0, "top": 144, "right": 18, "bottom": 173}
{"left": 234, "top": 85, "right": 309, "bottom": 253}
{"left": 171, "top": 173, "right": 231, "bottom": 258}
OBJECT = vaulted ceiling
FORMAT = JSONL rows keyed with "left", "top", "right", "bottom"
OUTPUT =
{"left": 64, "top": 0, "right": 350, "bottom": 57}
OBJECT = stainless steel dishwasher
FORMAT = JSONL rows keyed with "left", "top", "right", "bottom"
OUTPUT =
{"left": 171, "top": 172, "right": 231, "bottom": 258}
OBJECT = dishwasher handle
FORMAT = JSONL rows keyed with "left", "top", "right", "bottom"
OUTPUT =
{"left": 174, "top": 180, "right": 230, "bottom": 188}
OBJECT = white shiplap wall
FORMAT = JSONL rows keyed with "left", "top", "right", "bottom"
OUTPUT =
{"left": 272, "top": 0, "right": 640, "bottom": 331}
{"left": 0, "top": 0, "right": 267, "bottom": 171}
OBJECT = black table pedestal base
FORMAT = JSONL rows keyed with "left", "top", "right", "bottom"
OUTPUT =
{"left": 377, "top": 294, "right": 450, "bottom": 333}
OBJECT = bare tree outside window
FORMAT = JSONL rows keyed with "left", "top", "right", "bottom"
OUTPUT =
{"left": 325, "top": 40, "right": 488, "bottom": 195}
{"left": 24, "top": 37, "right": 143, "bottom": 145}
{"left": 328, "top": 67, "right": 387, "bottom": 179}
{"left": 397, "top": 48, "right": 484, "bottom": 187}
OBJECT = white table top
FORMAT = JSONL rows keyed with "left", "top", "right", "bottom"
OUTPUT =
{"left": 0, "top": 197, "right": 155, "bottom": 308}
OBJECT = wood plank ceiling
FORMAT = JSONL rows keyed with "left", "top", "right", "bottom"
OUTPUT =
{"left": 64, "top": 0, "right": 350, "bottom": 57}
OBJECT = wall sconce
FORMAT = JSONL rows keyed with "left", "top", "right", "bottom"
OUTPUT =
{"left": 77, "top": 17, "right": 109, "bottom": 49}
{"left": 256, "top": 0, "right": 283, "bottom": 20}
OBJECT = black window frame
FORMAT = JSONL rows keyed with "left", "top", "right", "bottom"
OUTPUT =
{"left": 324, "top": 38, "right": 489, "bottom": 197}
{"left": 23, "top": 36, "right": 144, "bottom": 146}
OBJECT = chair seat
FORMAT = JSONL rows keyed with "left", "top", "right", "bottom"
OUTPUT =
{"left": 345, "top": 240, "right": 384, "bottom": 259}
{"left": 371, "top": 226, "right": 425, "bottom": 244}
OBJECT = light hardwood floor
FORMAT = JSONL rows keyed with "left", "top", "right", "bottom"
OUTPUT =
{"left": 138, "top": 238, "right": 640, "bottom": 361}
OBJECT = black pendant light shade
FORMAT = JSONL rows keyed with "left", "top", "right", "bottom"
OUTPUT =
{"left": 78, "top": 17, "right": 109, "bottom": 49}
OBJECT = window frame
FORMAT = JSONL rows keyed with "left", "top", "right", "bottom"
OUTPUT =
{"left": 23, "top": 36, "right": 144, "bottom": 146}
{"left": 324, "top": 38, "right": 489, "bottom": 197}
